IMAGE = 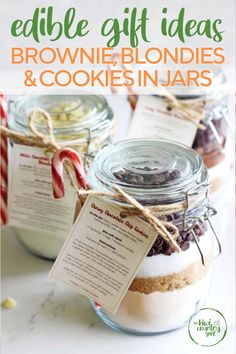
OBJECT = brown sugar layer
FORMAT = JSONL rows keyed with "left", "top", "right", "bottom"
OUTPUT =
{"left": 129, "top": 259, "right": 209, "bottom": 294}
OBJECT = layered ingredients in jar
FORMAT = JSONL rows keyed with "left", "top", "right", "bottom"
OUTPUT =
{"left": 192, "top": 104, "right": 228, "bottom": 195}
{"left": 128, "top": 68, "right": 229, "bottom": 196}
{"left": 8, "top": 94, "right": 114, "bottom": 259}
{"left": 103, "top": 228, "right": 211, "bottom": 333}
{"left": 88, "top": 139, "right": 216, "bottom": 334}
{"left": 192, "top": 112, "right": 227, "bottom": 169}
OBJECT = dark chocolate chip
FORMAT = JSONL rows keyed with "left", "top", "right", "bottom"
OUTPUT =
{"left": 181, "top": 242, "right": 190, "bottom": 251}
{"left": 146, "top": 221, "right": 208, "bottom": 257}
{"left": 114, "top": 167, "right": 181, "bottom": 187}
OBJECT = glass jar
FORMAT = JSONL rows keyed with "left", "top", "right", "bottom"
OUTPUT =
{"left": 87, "top": 139, "right": 220, "bottom": 334}
{"left": 8, "top": 94, "right": 114, "bottom": 259}
{"left": 9, "top": 94, "right": 114, "bottom": 157}
{"left": 129, "top": 68, "right": 230, "bottom": 198}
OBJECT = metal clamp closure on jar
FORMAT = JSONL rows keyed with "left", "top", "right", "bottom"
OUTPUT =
{"left": 182, "top": 182, "right": 221, "bottom": 265}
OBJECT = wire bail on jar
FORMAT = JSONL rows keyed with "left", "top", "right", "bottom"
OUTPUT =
{"left": 204, "top": 103, "right": 232, "bottom": 153}
{"left": 183, "top": 183, "right": 221, "bottom": 266}
{"left": 83, "top": 119, "right": 113, "bottom": 165}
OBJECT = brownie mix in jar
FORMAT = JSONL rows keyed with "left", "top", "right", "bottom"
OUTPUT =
{"left": 87, "top": 139, "right": 220, "bottom": 334}
{"left": 8, "top": 94, "right": 114, "bottom": 259}
{"left": 128, "top": 68, "right": 229, "bottom": 197}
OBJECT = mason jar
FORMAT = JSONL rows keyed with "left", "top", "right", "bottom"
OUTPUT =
{"left": 128, "top": 69, "right": 230, "bottom": 198}
{"left": 87, "top": 139, "right": 220, "bottom": 334}
{"left": 8, "top": 94, "right": 114, "bottom": 259}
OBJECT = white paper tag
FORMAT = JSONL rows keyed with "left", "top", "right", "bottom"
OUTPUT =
{"left": 8, "top": 144, "right": 77, "bottom": 235}
{"left": 128, "top": 96, "right": 198, "bottom": 147}
{"left": 50, "top": 195, "right": 157, "bottom": 313}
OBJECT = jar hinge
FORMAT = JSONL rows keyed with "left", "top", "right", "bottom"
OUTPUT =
{"left": 83, "top": 120, "right": 112, "bottom": 165}
{"left": 207, "top": 104, "right": 233, "bottom": 150}
{"left": 189, "top": 206, "right": 221, "bottom": 266}
{"left": 208, "top": 119, "right": 225, "bottom": 152}
{"left": 183, "top": 182, "right": 209, "bottom": 229}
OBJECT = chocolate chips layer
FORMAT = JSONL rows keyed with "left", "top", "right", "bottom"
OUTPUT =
{"left": 147, "top": 222, "right": 207, "bottom": 256}
{"left": 114, "top": 166, "right": 208, "bottom": 256}
{"left": 193, "top": 118, "right": 226, "bottom": 155}
{"left": 114, "top": 168, "right": 181, "bottom": 187}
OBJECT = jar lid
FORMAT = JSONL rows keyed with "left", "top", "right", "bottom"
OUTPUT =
{"left": 87, "top": 139, "right": 208, "bottom": 204}
{"left": 9, "top": 94, "right": 113, "bottom": 138}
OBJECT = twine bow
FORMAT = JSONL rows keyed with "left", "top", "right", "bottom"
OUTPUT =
{"left": 0, "top": 109, "right": 60, "bottom": 151}
{"left": 78, "top": 185, "right": 184, "bottom": 252}
{"left": 156, "top": 86, "right": 206, "bottom": 129}
{"left": 0, "top": 109, "right": 75, "bottom": 186}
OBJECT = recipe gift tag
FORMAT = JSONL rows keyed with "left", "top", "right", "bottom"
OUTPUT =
{"left": 50, "top": 195, "right": 157, "bottom": 313}
{"left": 8, "top": 144, "right": 77, "bottom": 235}
{"left": 128, "top": 95, "right": 198, "bottom": 147}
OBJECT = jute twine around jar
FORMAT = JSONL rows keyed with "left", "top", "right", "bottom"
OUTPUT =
{"left": 153, "top": 86, "right": 206, "bottom": 129}
{"left": 128, "top": 83, "right": 229, "bottom": 130}
{"left": 0, "top": 107, "right": 201, "bottom": 253}
{"left": 77, "top": 187, "right": 185, "bottom": 252}
{"left": 129, "top": 86, "right": 207, "bottom": 130}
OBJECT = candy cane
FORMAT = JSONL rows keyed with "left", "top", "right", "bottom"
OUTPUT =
{"left": 0, "top": 92, "right": 8, "bottom": 225}
{"left": 52, "top": 148, "right": 87, "bottom": 199}
{"left": 94, "top": 302, "right": 101, "bottom": 310}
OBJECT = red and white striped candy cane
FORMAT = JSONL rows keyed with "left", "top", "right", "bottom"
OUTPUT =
{"left": 52, "top": 147, "right": 88, "bottom": 199}
{"left": 0, "top": 92, "right": 8, "bottom": 225}
{"left": 94, "top": 302, "right": 101, "bottom": 310}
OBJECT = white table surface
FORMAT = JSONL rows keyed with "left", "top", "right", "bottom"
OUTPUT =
{"left": 1, "top": 96, "right": 235, "bottom": 354}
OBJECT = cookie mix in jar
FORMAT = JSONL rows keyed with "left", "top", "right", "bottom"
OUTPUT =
{"left": 128, "top": 68, "right": 230, "bottom": 198}
{"left": 87, "top": 139, "right": 221, "bottom": 335}
{"left": 7, "top": 94, "right": 114, "bottom": 259}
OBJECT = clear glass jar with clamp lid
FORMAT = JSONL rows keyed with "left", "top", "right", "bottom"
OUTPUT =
{"left": 128, "top": 68, "right": 231, "bottom": 199}
{"left": 87, "top": 138, "right": 221, "bottom": 335}
{"left": 7, "top": 94, "right": 114, "bottom": 259}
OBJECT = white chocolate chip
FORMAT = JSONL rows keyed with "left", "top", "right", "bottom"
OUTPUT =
{"left": 58, "top": 113, "right": 67, "bottom": 121}
{"left": 1, "top": 297, "right": 17, "bottom": 309}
